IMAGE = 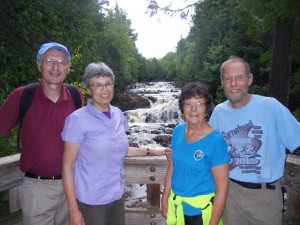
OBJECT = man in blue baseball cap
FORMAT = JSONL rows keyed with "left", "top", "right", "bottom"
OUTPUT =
{"left": 37, "top": 42, "right": 71, "bottom": 62}
{"left": 0, "top": 42, "right": 83, "bottom": 225}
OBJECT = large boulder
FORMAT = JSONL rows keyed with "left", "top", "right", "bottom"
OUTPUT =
{"left": 112, "top": 91, "right": 150, "bottom": 111}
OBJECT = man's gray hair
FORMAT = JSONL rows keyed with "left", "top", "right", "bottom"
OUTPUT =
{"left": 220, "top": 56, "right": 251, "bottom": 78}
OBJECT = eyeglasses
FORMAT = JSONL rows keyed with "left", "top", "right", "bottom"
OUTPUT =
{"left": 43, "top": 58, "right": 69, "bottom": 67}
{"left": 184, "top": 102, "right": 206, "bottom": 110}
{"left": 89, "top": 82, "right": 114, "bottom": 90}
{"left": 222, "top": 75, "right": 246, "bottom": 84}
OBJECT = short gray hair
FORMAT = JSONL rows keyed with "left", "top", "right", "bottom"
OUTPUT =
{"left": 82, "top": 62, "right": 115, "bottom": 88}
{"left": 220, "top": 56, "right": 251, "bottom": 78}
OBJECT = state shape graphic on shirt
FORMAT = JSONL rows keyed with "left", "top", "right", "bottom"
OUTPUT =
{"left": 223, "top": 120, "right": 262, "bottom": 173}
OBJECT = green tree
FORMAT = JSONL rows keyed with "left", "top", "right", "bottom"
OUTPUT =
{"left": 144, "top": 58, "right": 165, "bottom": 81}
{"left": 176, "top": 39, "right": 196, "bottom": 84}
{"left": 101, "top": 6, "right": 141, "bottom": 90}
{"left": 160, "top": 52, "right": 177, "bottom": 81}
{"left": 241, "top": 0, "right": 300, "bottom": 106}
{"left": 0, "top": 0, "right": 107, "bottom": 103}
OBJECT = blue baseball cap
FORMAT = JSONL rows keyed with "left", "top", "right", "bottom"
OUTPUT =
{"left": 37, "top": 42, "right": 71, "bottom": 62}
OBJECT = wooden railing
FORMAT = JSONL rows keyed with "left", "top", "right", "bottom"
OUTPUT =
{"left": 283, "top": 154, "right": 300, "bottom": 225}
{"left": 0, "top": 153, "right": 300, "bottom": 225}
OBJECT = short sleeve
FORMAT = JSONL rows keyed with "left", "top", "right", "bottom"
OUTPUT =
{"left": 0, "top": 87, "right": 25, "bottom": 135}
{"left": 61, "top": 112, "right": 85, "bottom": 143}
{"left": 271, "top": 98, "right": 300, "bottom": 151}
{"left": 210, "top": 133, "right": 230, "bottom": 167}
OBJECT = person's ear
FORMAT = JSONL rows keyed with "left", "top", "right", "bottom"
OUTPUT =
{"left": 67, "top": 64, "right": 71, "bottom": 73}
{"left": 87, "top": 88, "right": 92, "bottom": 95}
{"left": 37, "top": 61, "right": 42, "bottom": 72}
{"left": 248, "top": 73, "right": 253, "bottom": 86}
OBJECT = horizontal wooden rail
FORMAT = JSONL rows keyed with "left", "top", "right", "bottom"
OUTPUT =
{"left": 0, "top": 154, "right": 23, "bottom": 192}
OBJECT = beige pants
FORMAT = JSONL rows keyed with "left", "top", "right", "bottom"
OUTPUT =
{"left": 223, "top": 179, "right": 282, "bottom": 225}
{"left": 21, "top": 177, "right": 69, "bottom": 225}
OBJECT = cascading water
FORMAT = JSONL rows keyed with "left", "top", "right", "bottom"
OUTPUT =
{"left": 125, "top": 82, "right": 183, "bottom": 148}
{"left": 124, "top": 81, "right": 183, "bottom": 208}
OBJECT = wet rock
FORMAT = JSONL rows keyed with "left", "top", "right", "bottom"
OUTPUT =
{"left": 164, "top": 128, "right": 173, "bottom": 134}
{"left": 165, "top": 124, "right": 176, "bottom": 129}
{"left": 153, "top": 134, "right": 172, "bottom": 147}
{"left": 145, "top": 113, "right": 158, "bottom": 123}
{"left": 112, "top": 91, "right": 150, "bottom": 111}
{"left": 130, "top": 143, "right": 139, "bottom": 147}
{"left": 150, "top": 129, "right": 161, "bottom": 135}
{"left": 148, "top": 96, "right": 157, "bottom": 103}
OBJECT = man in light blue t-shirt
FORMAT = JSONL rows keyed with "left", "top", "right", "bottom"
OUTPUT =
{"left": 209, "top": 56, "right": 300, "bottom": 225}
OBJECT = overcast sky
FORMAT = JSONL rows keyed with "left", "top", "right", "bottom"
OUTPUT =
{"left": 108, "top": 0, "right": 193, "bottom": 59}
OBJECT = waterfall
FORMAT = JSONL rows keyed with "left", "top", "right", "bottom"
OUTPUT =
{"left": 124, "top": 82, "right": 183, "bottom": 148}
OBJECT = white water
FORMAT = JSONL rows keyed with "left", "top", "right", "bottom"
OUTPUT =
{"left": 125, "top": 81, "right": 182, "bottom": 149}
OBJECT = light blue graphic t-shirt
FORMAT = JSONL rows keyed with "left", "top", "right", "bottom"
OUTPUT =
{"left": 209, "top": 94, "right": 300, "bottom": 183}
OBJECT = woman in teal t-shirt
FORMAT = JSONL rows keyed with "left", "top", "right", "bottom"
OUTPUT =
{"left": 162, "top": 82, "right": 229, "bottom": 225}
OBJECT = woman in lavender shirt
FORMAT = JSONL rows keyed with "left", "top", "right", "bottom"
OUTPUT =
{"left": 61, "top": 62, "right": 165, "bottom": 225}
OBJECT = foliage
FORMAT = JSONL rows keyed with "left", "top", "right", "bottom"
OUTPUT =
{"left": 0, "top": 190, "right": 9, "bottom": 218}
{"left": 101, "top": 7, "right": 142, "bottom": 90}
{"left": 146, "top": 0, "right": 197, "bottom": 18}
{"left": 175, "top": 39, "right": 196, "bottom": 84}
{"left": 293, "top": 109, "right": 300, "bottom": 121}
{"left": 0, "top": 128, "right": 17, "bottom": 157}
{"left": 71, "top": 82, "right": 90, "bottom": 105}
{"left": 160, "top": 52, "right": 178, "bottom": 81}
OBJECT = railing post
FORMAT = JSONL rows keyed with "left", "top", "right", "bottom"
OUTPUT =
{"left": 9, "top": 185, "right": 22, "bottom": 213}
{"left": 146, "top": 184, "right": 161, "bottom": 209}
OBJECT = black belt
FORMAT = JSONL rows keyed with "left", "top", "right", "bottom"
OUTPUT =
{"left": 230, "top": 178, "right": 276, "bottom": 190}
{"left": 25, "top": 172, "right": 62, "bottom": 180}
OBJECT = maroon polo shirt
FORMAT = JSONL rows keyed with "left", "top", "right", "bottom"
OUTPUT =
{"left": 0, "top": 82, "right": 82, "bottom": 176}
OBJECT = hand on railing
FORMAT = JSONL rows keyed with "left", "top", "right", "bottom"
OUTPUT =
{"left": 165, "top": 148, "right": 172, "bottom": 162}
{"left": 148, "top": 148, "right": 167, "bottom": 156}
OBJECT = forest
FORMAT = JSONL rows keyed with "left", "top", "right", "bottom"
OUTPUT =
{"left": 1, "top": 0, "right": 300, "bottom": 156}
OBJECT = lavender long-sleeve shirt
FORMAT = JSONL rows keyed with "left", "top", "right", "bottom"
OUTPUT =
{"left": 61, "top": 99, "right": 129, "bottom": 205}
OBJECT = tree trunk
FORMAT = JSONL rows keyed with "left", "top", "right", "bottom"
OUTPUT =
{"left": 268, "top": 16, "right": 294, "bottom": 106}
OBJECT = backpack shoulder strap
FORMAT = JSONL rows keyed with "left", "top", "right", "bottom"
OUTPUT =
{"left": 17, "top": 82, "right": 39, "bottom": 152}
{"left": 19, "top": 83, "right": 39, "bottom": 122}
{"left": 65, "top": 84, "right": 82, "bottom": 110}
